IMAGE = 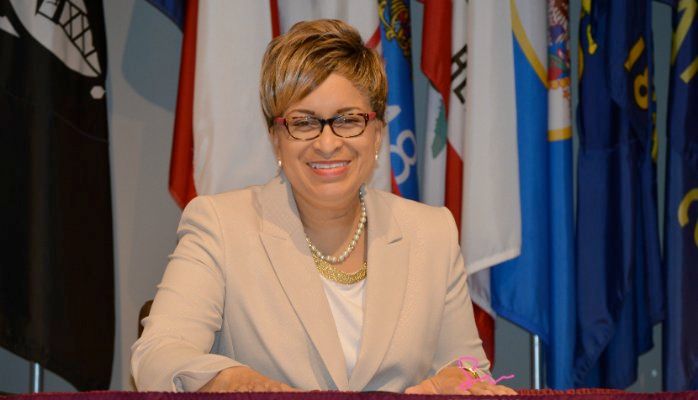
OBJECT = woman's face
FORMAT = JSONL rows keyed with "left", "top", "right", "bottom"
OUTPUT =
{"left": 272, "top": 73, "right": 383, "bottom": 209}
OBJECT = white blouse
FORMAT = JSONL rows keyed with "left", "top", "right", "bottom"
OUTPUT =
{"left": 319, "top": 276, "right": 367, "bottom": 377}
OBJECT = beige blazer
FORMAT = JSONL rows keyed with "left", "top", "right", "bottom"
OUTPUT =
{"left": 131, "top": 175, "right": 489, "bottom": 392}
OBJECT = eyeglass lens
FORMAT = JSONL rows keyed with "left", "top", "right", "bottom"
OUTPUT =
{"left": 286, "top": 114, "right": 368, "bottom": 140}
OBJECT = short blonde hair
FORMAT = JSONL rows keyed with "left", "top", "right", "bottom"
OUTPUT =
{"left": 260, "top": 19, "right": 387, "bottom": 128}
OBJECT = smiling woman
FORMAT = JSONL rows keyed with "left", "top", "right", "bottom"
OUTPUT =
{"left": 130, "top": 19, "right": 515, "bottom": 396}
{"left": 271, "top": 73, "right": 383, "bottom": 220}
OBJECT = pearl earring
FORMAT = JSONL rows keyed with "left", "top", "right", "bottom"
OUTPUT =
{"left": 277, "top": 159, "right": 282, "bottom": 168}
{"left": 374, "top": 151, "right": 379, "bottom": 161}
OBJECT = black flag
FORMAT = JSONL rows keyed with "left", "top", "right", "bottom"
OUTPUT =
{"left": 0, "top": 0, "right": 114, "bottom": 390}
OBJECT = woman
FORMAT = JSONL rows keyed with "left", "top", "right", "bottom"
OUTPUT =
{"left": 132, "top": 19, "right": 515, "bottom": 396}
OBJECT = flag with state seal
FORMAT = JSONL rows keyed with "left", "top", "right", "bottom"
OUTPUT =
{"left": 489, "top": 0, "right": 575, "bottom": 389}
{"left": 379, "top": 0, "right": 419, "bottom": 200}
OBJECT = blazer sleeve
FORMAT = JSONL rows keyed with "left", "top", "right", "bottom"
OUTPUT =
{"left": 131, "top": 196, "right": 244, "bottom": 391}
{"left": 432, "top": 206, "right": 491, "bottom": 377}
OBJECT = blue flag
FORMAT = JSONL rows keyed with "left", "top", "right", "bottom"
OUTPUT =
{"left": 379, "top": 1, "right": 419, "bottom": 200}
{"left": 490, "top": 0, "right": 575, "bottom": 389}
{"left": 662, "top": 0, "right": 698, "bottom": 391}
{"left": 575, "top": 0, "right": 664, "bottom": 388}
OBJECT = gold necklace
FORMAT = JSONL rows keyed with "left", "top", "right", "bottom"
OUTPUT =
{"left": 306, "top": 188, "right": 368, "bottom": 284}
{"left": 311, "top": 251, "right": 367, "bottom": 284}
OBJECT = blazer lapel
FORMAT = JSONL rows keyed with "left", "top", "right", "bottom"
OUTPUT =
{"left": 349, "top": 190, "right": 409, "bottom": 390}
{"left": 258, "top": 176, "right": 349, "bottom": 389}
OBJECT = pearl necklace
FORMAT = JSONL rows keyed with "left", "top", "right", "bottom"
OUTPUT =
{"left": 306, "top": 189, "right": 367, "bottom": 264}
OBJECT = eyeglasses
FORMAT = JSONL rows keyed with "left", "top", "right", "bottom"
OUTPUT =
{"left": 273, "top": 112, "right": 376, "bottom": 141}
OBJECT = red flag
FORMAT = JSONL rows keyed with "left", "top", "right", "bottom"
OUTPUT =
{"left": 421, "top": 0, "right": 451, "bottom": 112}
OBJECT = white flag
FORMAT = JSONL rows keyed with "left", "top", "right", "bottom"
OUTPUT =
{"left": 461, "top": 1, "right": 522, "bottom": 314}
{"left": 191, "top": 2, "right": 277, "bottom": 195}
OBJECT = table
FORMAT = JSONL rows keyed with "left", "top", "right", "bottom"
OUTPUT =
{"left": 4, "top": 390, "right": 698, "bottom": 400}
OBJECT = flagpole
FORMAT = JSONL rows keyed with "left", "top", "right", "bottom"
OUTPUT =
{"left": 531, "top": 334, "right": 543, "bottom": 389}
{"left": 30, "top": 362, "right": 43, "bottom": 393}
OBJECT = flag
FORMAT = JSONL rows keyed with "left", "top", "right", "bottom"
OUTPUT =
{"left": 490, "top": 0, "right": 576, "bottom": 389}
{"left": 544, "top": 0, "right": 575, "bottom": 388}
{"left": 168, "top": 1, "right": 278, "bottom": 208}
{"left": 419, "top": 0, "right": 449, "bottom": 208}
{"left": 277, "top": 0, "right": 380, "bottom": 43}
{"left": 421, "top": 0, "right": 502, "bottom": 363}
{"left": 460, "top": 1, "right": 522, "bottom": 320}
{"left": 575, "top": 0, "right": 663, "bottom": 388}
{"left": 0, "top": 0, "right": 114, "bottom": 390}
{"left": 276, "top": 0, "right": 391, "bottom": 192}
{"left": 167, "top": 0, "right": 196, "bottom": 207}
{"left": 662, "top": 0, "right": 698, "bottom": 391}
{"left": 421, "top": 0, "right": 523, "bottom": 365}
{"left": 163, "top": 0, "right": 392, "bottom": 208}
{"left": 379, "top": 0, "right": 419, "bottom": 200}
{"left": 144, "top": 0, "right": 185, "bottom": 28}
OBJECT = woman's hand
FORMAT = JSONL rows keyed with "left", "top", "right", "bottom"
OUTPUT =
{"left": 197, "top": 366, "right": 301, "bottom": 392}
{"left": 404, "top": 366, "right": 517, "bottom": 396}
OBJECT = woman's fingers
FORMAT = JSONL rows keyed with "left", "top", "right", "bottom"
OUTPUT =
{"left": 198, "top": 366, "right": 301, "bottom": 392}
{"left": 403, "top": 378, "right": 438, "bottom": 394}
{"left": 403, "top": 367, "right": 518, "bottom": 396}
{"left": 467, "top": 382, "right": 518, "bottom": 396}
